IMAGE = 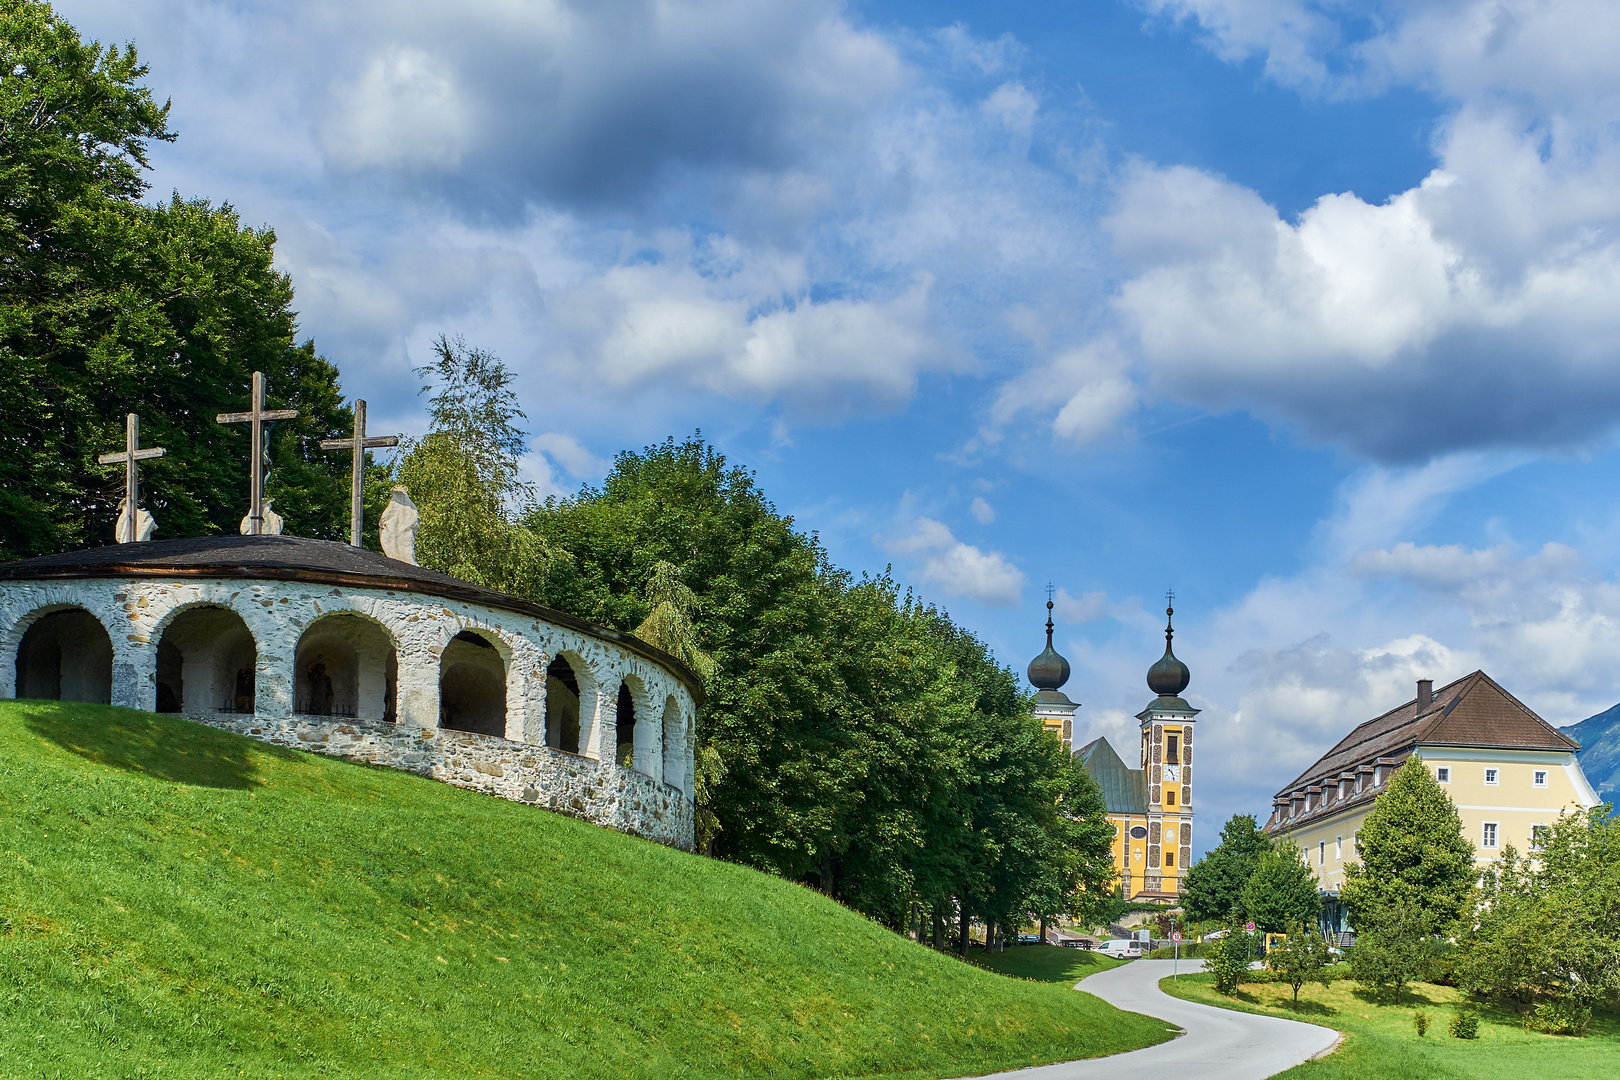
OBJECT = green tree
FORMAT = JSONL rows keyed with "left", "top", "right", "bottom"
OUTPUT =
{"left": 1349, "top": 901, "right": 1438, "bottom": 1005}
{"left": 0, "top": 2, "right": 351, "bottom": 558}
{"left": 1340, "top": 756, "right": 1475, "bottom": 935}
{"left": 1241, "top": 841, "right": 1321, "bottom": 933}
{"left": 1265, "top": 920, "right": 1332, "bottom": 1007}
{"left": 1182, "top": 814, "right": 1268, "bottom": 922}
{"left": 1207, "top": 925, "right": 1253, "bottom": 996}
{"left": 393, "top": 337, "right": 559, "bottom": 595}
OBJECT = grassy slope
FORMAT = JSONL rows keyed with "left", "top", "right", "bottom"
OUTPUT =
{"left": 1160, "top": 971, "right": 1620, "bottom": 1080}
{"left": 968, "top": 945, "right": 1124, "bottom": 984}
{"left": 0, "top": 701, "right": 1171, "bottom": 1080}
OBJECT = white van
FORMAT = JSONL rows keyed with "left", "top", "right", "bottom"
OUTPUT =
{"left": 1098, "top": 938, "right": 1147, "bottom": 959}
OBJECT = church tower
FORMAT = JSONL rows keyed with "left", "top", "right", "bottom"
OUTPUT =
{"left": 1027, "top": 597, "right": 1078, "bottom": 749}
{"left": 1135, "top": 598, "right": 1197, "bottom": 896}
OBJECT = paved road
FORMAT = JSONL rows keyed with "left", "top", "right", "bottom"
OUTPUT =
{"left": 965, "top": 959, "right": 1339, "bottom": 1080}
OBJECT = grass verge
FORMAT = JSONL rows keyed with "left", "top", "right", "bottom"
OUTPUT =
{"left": 0, "top": 700, "right": 1172, "bottom": 1079}
{"left": 967, "top": 944, "right": 1124, "bottom": 984}
{"left": 1159, "top": 970, "right": 1620, "bottom": 1080}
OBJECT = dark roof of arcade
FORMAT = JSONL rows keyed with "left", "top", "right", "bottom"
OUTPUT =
{"left": 0, "top": 535, "right": 704, "bottom": 703}
{"left": 1274, "top": 670, "right": 1576, "bottom": 800}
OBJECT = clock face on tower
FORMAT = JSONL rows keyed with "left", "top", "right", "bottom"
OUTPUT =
{"left": 1163, "top": 763, "right": 1180, "bottom": 783}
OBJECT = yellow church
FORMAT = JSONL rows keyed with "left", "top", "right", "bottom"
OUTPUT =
{"left": 1029, "top": 599, "right": 1196, "bottom": 901}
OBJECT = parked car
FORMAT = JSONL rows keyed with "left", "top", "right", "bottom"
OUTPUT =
{"left": 1098, "top": 938, "right": 1147, "bottom": 959}
{"left": 1016, "top": 933, "right": 1040, "bottom": 945}
{"left": 1060, "top": 938, "right": 1096, "bottom": 949}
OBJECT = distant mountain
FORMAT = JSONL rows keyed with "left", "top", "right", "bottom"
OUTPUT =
{"left": 1564, "top": 703, "right": 1620, "bottom": 806}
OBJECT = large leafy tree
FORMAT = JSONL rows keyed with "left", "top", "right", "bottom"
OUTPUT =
{"left": 1340, "top": 756, "right": 1476, "bottom": 934}
{"left": 1241, "top": 840, "right": 1321, "bottom": 933}
{"left": 1182, "top": 814, "right": 1269, "bottom": 921}
{"left": 0, "top": 1, "right": 349, "bottom": 559}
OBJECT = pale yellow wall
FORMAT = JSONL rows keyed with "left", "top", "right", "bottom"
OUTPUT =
{"left": 1278, "top": 748, "right": 1597, "bottom": 892}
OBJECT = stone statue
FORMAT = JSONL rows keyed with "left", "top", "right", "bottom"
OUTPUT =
{"left": 114, "top": 498, "right": 156, "bottom": 543}
{"left": 239, "top": 498, "right": 283, "bottom": 536}
{"left": 379, "top": 486, "right": 420, "bottom": 564}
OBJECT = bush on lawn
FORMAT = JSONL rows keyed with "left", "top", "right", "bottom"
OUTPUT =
{"left": 1526, "top": 999, "right": 1592, "bottom": 1036}
{"left": 1449, "top": 1009, "right": 1479, "bottom": 1039}
{"left": 1208, "top": 926, "right": 1254, "bottom": 995}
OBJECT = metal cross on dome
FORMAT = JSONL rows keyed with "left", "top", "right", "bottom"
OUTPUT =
{"left": 320, "top": 399, "right": 399, "bottom": 547}
{"left": 216, "top": 371, "right": 298, "bottom": 536}
{"left": 97, "top": 413, "right": 165, "bottom": 543}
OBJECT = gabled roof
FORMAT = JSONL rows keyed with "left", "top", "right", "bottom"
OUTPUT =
{"left": 1275, "top": 670, "right": 1578, "bottom": 799}
{"left": 1077, "top": 737, "right": 1147, "bottom": 815}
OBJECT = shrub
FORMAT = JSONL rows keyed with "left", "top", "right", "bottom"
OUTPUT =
{"left": 1526, "top": 999, "right": 1591, "bottom": 1036}
{"left": 1148, "top": 942, "right": 1204, "bottom": 960}
{"left": 1414, "top": 1011, "right": 1430, "bottom": 1037}
{"left": 1449, "top": 1010, "right": 1479, "bottom": 1039}
{"left": 1208, "top": 928, "right": 1254, "bottom": 995}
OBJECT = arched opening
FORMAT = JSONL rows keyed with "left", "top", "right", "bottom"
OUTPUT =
{"left": 294, "top": 613, "right": 396, "bottom": 721}
{"left": 546, "top": 655, "right": 581, "bottom": 754}
{"left": 439, "top": 631, "right": 506, "bottom": 736}
{"left": 155, "top": 605, "right": 258, "bottom": 715}
{"left": 14, "top": 608, "right": 112, "bottom": 703}
{"left": 615, "top": 683, "right": 636, "bottom": 767}
{"left": 662, "top": 696, "right": 683, "bottom": 788}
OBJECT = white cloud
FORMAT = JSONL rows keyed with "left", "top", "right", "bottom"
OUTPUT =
{"left": 879, "top": 515, "right": 1026, "bottom": 607}
{"left": 531, "top": 432, "right": 607, "bottom": 479}
{"left": 969, "top": 496, "right": 996, "bottom": 524}
{"left": 1053, "top": 587, "right": 1146, "bottom": 625}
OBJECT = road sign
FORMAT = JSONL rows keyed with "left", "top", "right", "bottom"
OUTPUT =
{"left": 1245, "top": 922, "right": 1256, "bottom": 931}
{"left": 1171, "top": 932, "right": 1182, "bottom": 942}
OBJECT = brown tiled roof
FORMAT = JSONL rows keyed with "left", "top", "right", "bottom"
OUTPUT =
{"left": 1274, "top": 671, "right": 1576, "bottom": 801}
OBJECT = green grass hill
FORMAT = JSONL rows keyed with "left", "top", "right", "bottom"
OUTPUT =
{"left": 0, "top": 700, "right": 1169, "bottom": 1079}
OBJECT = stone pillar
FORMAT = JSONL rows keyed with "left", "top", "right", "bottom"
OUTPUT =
{"left": 579, "top": 674, "right": 605, "bottom": 761}
{"left": 255, "top": 619, "right": 295, "bottom": 720}
{"left": 111, "top": 635, "right": 150, "bottom": 711}
{"left": 395, "top": 626, "right": 440, "bottom": 729}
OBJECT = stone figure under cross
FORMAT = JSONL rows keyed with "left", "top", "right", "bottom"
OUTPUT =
{"left": 97, "top": 412, "right": 166, "bottom": 543}
{"left": 320, "top": 399, "right": 400, "bottom": 547}
{"left": 216, "top": 371, "right": 298, "bottom": 535}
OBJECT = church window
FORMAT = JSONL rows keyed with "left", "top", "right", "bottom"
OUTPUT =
{"left": 1533, "top": 770, "right": 1547, "bottom": 787}
{"left": 1435, "top": 766, "right": 1449, "bottom": 783}
{"left": 1482, "top": 822, "right": 1498, "bottom": 848}
{"left": 1166, "top": 788, "right": 1176, "bottom": 806}
{"left": 1164, "top": 851, "right": 1174, "bottom": 868}
{"left": 1165, "top": 734, "right": 1179, "bottom": 764}
{"left": 1484, "top": 768, "right": 1498, "bottom": 785}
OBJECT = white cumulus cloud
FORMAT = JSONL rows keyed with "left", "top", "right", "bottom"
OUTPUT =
{"left": 880, "top": 515, "right": 1027, "bottom": 607}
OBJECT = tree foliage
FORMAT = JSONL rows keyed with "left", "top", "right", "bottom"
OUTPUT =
{"left": 1182, "top": 814, "right": 1268, "bottom": 921}
{"left": 0, "top": 1, "right": 351, "bottom": 559}
{"left": 1340, "top": 756, "right": 1475, "bottom": 935}
{"left": 1208, "top": 926, "right": 1254, "bottom": 996}
{"left": 1242, "top": 839, "right": 1323, "bottom": 933}
{"left": 1349, "top": 901, "right": 1438, "bottom": 1005}
{"left": 1265, "top": 920, "right": 1332, "bottom": 1006}
{"left": 1456, "top": 807, "right": 1620, "bottom": 1032}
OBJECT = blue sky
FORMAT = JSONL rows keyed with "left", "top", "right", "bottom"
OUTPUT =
{"left": 62, "top": 0, "right": 1620, "bottom": 854}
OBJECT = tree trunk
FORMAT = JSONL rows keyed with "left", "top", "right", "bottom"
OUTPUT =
{"left": 1040, "top": 917, "right": 1048, "bottom": 945}
{"left": 958, "top": 903, "right": 970, "bottom": 956}
{"left": 932, "top": 908, "right": 945, "bottom": 949}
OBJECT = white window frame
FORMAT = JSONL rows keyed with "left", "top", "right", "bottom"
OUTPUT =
{"left": 1531, "top": 823, "right": 1549, "bottom": 850}
{"left": 1482, "top": 821, "right": 1499, "bottom": 849}
{"left": 1335, "top": 835, "right": 1342, "bottom": 861}
{"left": 1484, "top": 767, "right": 1499, "bottom": 786}
{"left": 1435, "top": 766, "right": 1450, "bottom": 783}
{"left": 1533, "top": 769, "right": 1548, "bottom": 788}
{"left": 1319, "top": 841, "right": 1326, "bottom": 866}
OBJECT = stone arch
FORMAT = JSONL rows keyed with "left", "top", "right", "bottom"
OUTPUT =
{"left": 661, "top": 695, "right": 683, "bottom": 789}
{"left": 294, "top": 612, "right": 397, "bottom": 721}
{"left": 439, "top": 629, "right": 508, "bottom": 737}
{"left": 153, "top": 604, "right": 258, "bottom": 715}
{"left": 615, "top": 673, "right": 655, "bottom": 771}
{"left": 13, "top": 605, "right": 113, "bottom": 704}
{"left": 545, "top": 651, "right": 596, "bottom": 755}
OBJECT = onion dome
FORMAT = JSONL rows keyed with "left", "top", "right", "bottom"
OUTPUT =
{"left": 1147, "top": 602, "right": 1191, "bottom": 698}
{"left": 1027, "top": 600, "right": 1071, "bottom": 691}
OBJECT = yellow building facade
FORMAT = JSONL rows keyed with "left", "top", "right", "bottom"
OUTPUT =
{"left": 1038, "top": 601, "right": 1197, "bottom": 901}
{"left": 1263, "top": 671, "right": 1600, "bottom": 933}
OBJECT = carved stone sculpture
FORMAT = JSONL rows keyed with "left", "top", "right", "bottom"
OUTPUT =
{"left": 379, "top": 486, "right": 420, "bottom": 564}
{"left": 239, "top": 498, "right": 283, "bottom": 536}
{"left": 114, "top": 498, "right": 156, "bottom": 543}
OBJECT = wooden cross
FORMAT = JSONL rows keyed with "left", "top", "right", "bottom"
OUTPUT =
{"left": 216, "top": 371, "right": 298, "bottom": 536}
{"left": 320, "top": 399, "right": 399, "bottom": 547}
{"left": 97, "top": 412, "right": 165, "bottom": 543}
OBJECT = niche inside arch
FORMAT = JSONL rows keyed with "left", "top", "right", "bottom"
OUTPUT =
{"left": 546, "top": 655, "right": 581, "bottom": 754}
{"left": 294, "top": 614, "right": 396, "bottom": 721}
{"left": 662, "top": 695, "right": 683, "bottom": 788}
{"left": 616, "top": 683, "right": 636, "bottom": 767}
{"left": 14, "top": 608, "right": 112, "bottom": 703}
{"left": 156, "top": 605, "right": 257, "bottom": 715}
{"left": 439, "top": 631, "right": 507, "bottom": 737}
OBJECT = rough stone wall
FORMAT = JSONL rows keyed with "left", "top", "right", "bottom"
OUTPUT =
{"left": 196, "top": 712, "right": 694, "bottom": 849}
{"left": 0, "top": 575, "right": 697, "bottom": 850}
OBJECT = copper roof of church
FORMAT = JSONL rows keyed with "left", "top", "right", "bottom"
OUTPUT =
{"left": 0, "top": 535, "right": 705, "bottom": 702}
{"left": 1274, "top": 670, "right": 1577, "bottom": 800}
{"left": 1077, "top": 737, "right": 1148, "bottom": 815}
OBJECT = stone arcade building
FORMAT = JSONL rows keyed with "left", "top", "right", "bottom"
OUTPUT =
{"left": 0, "top": 535, "right": 700, "bottom": 850}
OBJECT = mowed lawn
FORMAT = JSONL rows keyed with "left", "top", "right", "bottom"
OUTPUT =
{"left": 969, "top": 944, "right": 1124, "bottom": 984}
{"left": 0, "top": 700, "right": 1172, "bottom": 1080}
{"left": 1161, "top": 970, "right": 1620, "bottom": 1080}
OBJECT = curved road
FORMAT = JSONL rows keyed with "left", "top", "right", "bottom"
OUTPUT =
{"left": 966, "top": 958, "right": 1339, "bottom": 1080}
